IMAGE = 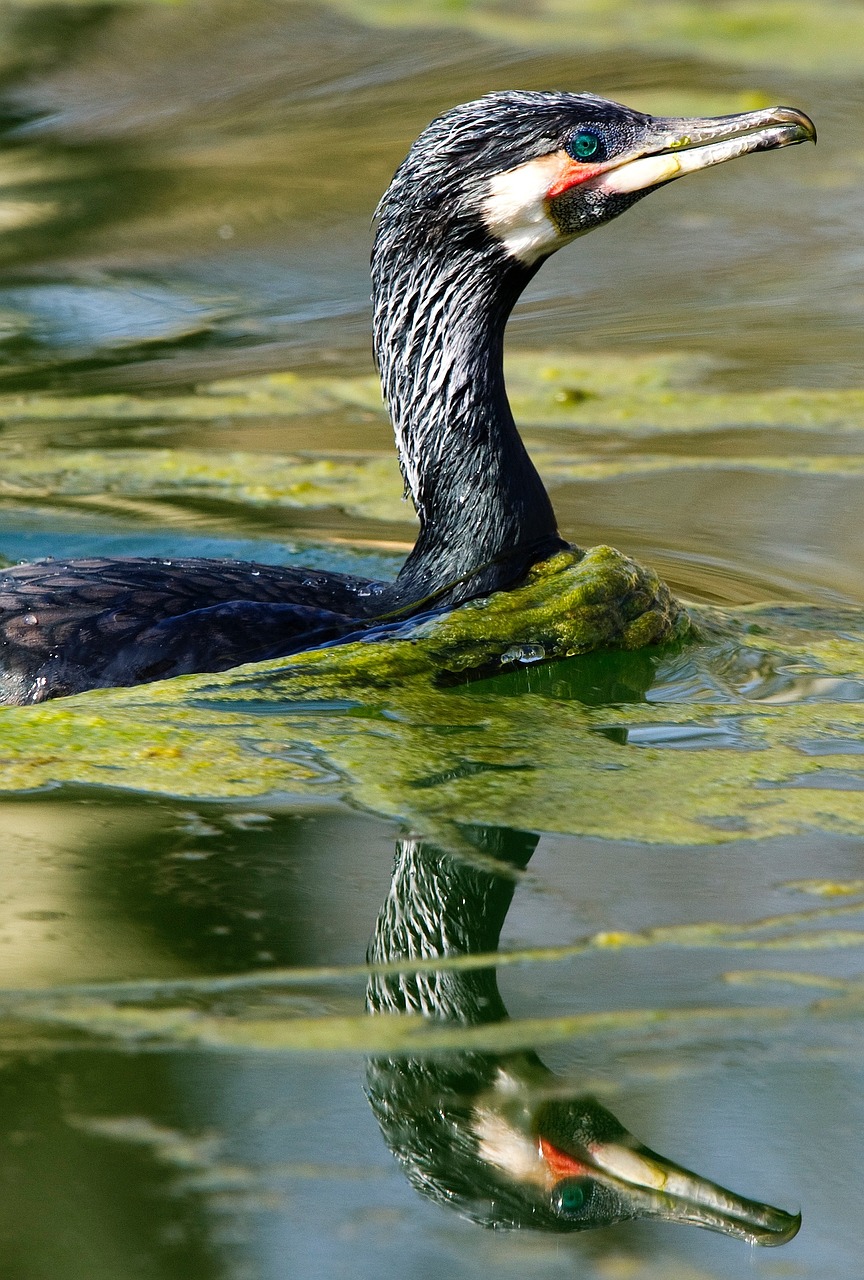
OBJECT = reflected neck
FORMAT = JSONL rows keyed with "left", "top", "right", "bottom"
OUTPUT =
{"left": 372, "top": 228, "right": 564, "bottom": 611}
{"left": 367, "top": 828, "right": 538, "bottom": 1025}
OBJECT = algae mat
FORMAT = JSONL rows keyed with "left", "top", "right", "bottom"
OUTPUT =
{"left": 1, "top": 353, "right": 864, "bottom": 849}
{"left": 2, "top": 352, "right": 863, "bottom": 532}
{"left": 1, "top": 352, "right": 862, "bottom": 844}
{"left": 0, "top": 563, "right": 861, "bottom": 846}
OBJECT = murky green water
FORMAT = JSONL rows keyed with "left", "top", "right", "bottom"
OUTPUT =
{"left": 0, "top": 3, "right": 862, "bottom": 1277}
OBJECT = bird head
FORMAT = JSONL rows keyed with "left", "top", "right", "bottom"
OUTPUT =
{"left": 377, "top": 91, "right": 815, "bottom": 267}
{"left": 468, "top": 1064, "right": 801, "bottom": 1242}
{"left": 369, "top": 1049, "right": 800, "bottom": 1243}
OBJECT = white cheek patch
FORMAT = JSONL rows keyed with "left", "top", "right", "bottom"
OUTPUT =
{"left": 473, "top": 1108, "right": 549, "bottom": 1188}
{"left": 482, "top": 152, "right": 569, "bottom": 265}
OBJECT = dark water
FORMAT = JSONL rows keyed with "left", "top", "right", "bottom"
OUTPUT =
{"left": 0, "top": 4, "right": 862, "bottom": 1278}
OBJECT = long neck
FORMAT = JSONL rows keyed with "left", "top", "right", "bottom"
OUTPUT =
{"left": 367, "top": 827, "right": 538, "bottom": 1025}
{"left": 364, "top": 827, "right": 546, "bottom": 1218}
{"left": 373, "top": 231, "right": 564, "bottom": 611}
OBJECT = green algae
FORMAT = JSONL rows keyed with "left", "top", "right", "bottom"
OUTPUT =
{"left": 2, "top": 352, "right": 863, "bottom": 535}
{"left": 472, "top": 352, "right": 864, "bottom": 438}
{"left": 4, "top": 353, "right": 864, "bottom": 437}
{"left": 3, "top": 443, "right": 861, "bottom": 540}
{"left": 0, "top": 563, "right": 861, "bottom": 846}
{"left": 2, "top": 887, "right": 862, "bottom": 1011}
{"left": 724, "top": 969, "right": 864, "bottom": 992}
{"left": 395, "top": 547, "right": 687, "bottom": 670}
{"left": 0, "top": 994, "right": 807, "bottom": 1056}
{"left": 0, "top": 353, "right": 861, "bottom": 844}
{"left": 326, "top": 0, "right": 864, "bottom": 75}
{"left": 0, "top": 447, "right": 407, "bottom": 526}
{"left": 0, "top": 370, "right": 385, "bottom": 426}
{"left": 788, "top": 879, "right": 864, "bottom": 898}
{"left": 8, "top": 957, "right": 864, "bottom": 1055}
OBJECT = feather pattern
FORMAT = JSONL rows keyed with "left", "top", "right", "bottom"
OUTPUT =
{"left": 3, "top": 89, "right": 760, "bottom": 700}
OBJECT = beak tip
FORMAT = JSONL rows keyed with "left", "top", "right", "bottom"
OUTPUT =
{"left": 777, "top": 105, "right": 817, "bottom": 145}
{"left": 763, "top": 1207, "right": 802, "bottom": 1247}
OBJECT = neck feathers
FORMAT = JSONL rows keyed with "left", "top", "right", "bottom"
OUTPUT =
{"left": 367, "top": 830, "right": 537, "bottom": 1025}
{"left": 372, "top": 216, "right": 563, "bottom": 611}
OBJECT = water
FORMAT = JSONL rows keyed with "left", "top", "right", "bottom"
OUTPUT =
{"left": 0, "top": 3, "right": 862, "bottom": 1277}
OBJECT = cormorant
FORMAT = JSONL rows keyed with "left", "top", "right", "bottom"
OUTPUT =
{"left": 0, "top": 94, "right": 815, "bottom": 704}
{"left": 367, "top": 826, "right": 801, "bottom": 1241}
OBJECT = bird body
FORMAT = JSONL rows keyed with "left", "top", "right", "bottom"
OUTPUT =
{"left": 0, "top": 93, "right": 815, "bottom": 703}
{"left": 0, "top": 555, "right": 383, "bottom": 703}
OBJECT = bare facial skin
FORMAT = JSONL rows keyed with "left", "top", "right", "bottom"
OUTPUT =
{"left": 483, "top": 105, "right": 815, "bottom": 264}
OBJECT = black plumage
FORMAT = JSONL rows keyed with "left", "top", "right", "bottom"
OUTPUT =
{"left": 0, "top": 556, "right": 383, "bottom": 703}
{"left": 0, "top": 92, "right": 815, "bottom": 702}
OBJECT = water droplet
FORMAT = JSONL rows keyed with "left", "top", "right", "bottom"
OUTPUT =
{"left": 500, "top": 643, "right": 545, "bottom": 665}
{"left": 161, "top": 560, "right": 172, "bottom": 566}
{"left": 250, "top": 570, "right": 260, "bottom": 577}
{"left": 23, "top": 613, "right": 38, "bottom": 626}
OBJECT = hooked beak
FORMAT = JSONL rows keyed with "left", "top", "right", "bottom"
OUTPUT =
{"left": 542, "top": 1131, "right": 801, "bottom": 1245}
{"left": 586, "top": 105, "right": 816, "bottom": 196}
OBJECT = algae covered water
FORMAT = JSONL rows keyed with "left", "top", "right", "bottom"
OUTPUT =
{"left": 0, "top": 3, "right": 863, "bottom": 1278}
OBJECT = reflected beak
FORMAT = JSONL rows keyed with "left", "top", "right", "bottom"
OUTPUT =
{"left": 542, "top": 1133, "right": 801, "bottom": 1246}
{"left": 582, "top": 105, "right": 816, "bottom": 196}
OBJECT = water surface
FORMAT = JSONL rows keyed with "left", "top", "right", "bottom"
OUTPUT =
{"left": 0, "top": 4, "right": 862, "bottom": 1277}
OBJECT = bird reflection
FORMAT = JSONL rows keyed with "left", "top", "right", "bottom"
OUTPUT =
{"left": 366, "top": 825, "right": 799, "bottom": 1243}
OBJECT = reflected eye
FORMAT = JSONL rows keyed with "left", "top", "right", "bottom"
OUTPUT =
{"left": 567, "top": 130, "right": 602, "bottom": 162}
{"left": 556, "top": 1178, "right": 590, "bottom": 1214}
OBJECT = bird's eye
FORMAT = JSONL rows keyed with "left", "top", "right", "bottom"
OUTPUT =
{"left": 555, "top": 1178, "right": 589, "bottom": 1214}
{"left": 567, "top": 130, "right": 602, "bottom": 162}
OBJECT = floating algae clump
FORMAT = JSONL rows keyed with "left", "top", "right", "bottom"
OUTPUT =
{"left": 201, "top": 545, "right": 687, "bottom": 696}
{"left": 0, "top": 586, "right": 862, "bottom": 846}
{"left": 392, "top": 547, "right": 689, "bottom": 676}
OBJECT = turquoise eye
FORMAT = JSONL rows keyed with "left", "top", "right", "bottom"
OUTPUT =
{"left": 570, "top": 130, "right": 601, "bottom": 161}
{"left": 558, "top": 1181, "right": 586, "bottom": 1213}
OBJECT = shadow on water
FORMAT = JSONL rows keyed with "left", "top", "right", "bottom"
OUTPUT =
{"left": 463, "top": 644, "right": 660, "bottom": 703}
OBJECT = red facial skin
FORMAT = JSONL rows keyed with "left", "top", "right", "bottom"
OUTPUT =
{"left": 545, "top": 156, "right": 606, "bottom": 199}
{"left": 539, "top": 1135, "right": 594, "bottom": 1182}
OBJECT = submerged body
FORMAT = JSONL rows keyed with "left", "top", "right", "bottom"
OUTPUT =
{"left": 0, "top": 93, "right": 815, "bottom": 703}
